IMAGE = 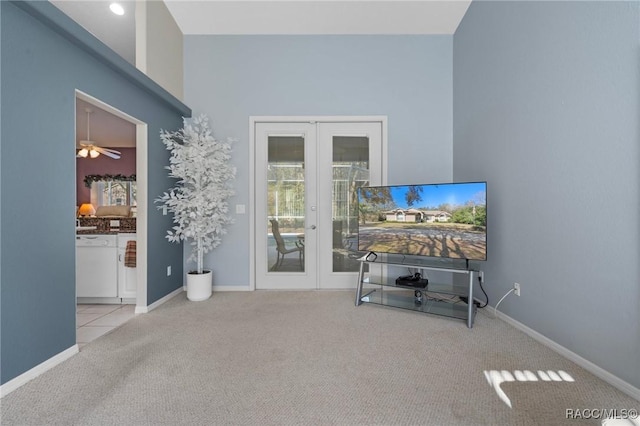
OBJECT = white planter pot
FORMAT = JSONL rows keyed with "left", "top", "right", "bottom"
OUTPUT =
{"left": 186, "top": 270, "right": 212, "bottom": 301}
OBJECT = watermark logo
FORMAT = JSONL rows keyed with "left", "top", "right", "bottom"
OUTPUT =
{"left": 568, "top": 409, "right": 639, "bottom": 424}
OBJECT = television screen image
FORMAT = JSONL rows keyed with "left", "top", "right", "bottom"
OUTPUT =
{"left": 357, "top": 182, "right": 487, "bottom": 261}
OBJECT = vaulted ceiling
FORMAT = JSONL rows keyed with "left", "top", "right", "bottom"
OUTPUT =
{"left": 52, "top": 1, "right": 471, "bottom": 148}
{"left": 164, "top": 1, "right": 471, "bottom": 35}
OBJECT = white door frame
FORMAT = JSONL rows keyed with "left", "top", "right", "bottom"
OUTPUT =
{"left": 249, "top": 116, "right": 388, "bottom": 291}
{"left": 75, "top": 90, "right": 148, "bottom": 311}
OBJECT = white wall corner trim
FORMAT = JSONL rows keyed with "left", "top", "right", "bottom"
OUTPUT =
{"left": 0, "top": 345, "right": 79, "bottom": 398}
{"left": 135, "top": 286, "right": 184, "bottom": 314}
{"left": 495, "top": 310, "right": 640, "bottom": 401}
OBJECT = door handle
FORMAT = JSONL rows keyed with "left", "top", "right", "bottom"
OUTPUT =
{"left": 309, "top": 225, "right": 317, "bottom": 230}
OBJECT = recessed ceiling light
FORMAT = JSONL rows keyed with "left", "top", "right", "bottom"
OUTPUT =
{"left": 109, "top": 3, "right": 125, "bottom": 16}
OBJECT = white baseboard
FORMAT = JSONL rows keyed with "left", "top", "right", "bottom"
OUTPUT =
{"left": 179, "top": 284, "right": 251, "bottom": 292}
{"left": 495, "top": 309, "right": 640, "bottom": 401}
{"left": 135, "top": 286, "right": 184, "bottom": 314}
{"left": 0, "top": 344, "right": 79, "bottom": 398}
{"left": 213, "top": 284, "right": 251, "bottom": 292}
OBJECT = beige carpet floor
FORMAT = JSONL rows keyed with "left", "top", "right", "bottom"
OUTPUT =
{"left": 1, "top": 291, "right": 638, "bottom": 425}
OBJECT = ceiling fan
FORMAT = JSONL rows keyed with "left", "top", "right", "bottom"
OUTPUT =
{"left": 76, "top": 108, "right": 121, "bottom": 159}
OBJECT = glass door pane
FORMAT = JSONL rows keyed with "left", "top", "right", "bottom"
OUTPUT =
{"left": 332, "top": 136, "right": 370, "bottom": 272}
{"left": 267, "top": 136, "right": 305, "bottom": 273}
{"left": 318, "top": 121, "right": 382, "bottom": 290}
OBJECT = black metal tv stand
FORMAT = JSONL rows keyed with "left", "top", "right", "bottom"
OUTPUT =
{"left": 355, "top": 254, "right": 481, "bottom": 328}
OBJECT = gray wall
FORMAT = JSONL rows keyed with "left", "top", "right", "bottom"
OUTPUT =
{"left": 145, "top": 1, "right": 183, "bottom": 101}
{"left": 183, "top": 35, "right": 453, "bottom": 287}
{"left": 453, "top": 1, "right": 640, "bottom": 388}
{"left": 1, "top": 2, "right": 188, "bottom": 385}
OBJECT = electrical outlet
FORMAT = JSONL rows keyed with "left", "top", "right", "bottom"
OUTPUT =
{"left": 167, "top": 266, "right": 171, "bottom": 276}
{"left": 514, "top": 282, "right": 521, "bottom": 296}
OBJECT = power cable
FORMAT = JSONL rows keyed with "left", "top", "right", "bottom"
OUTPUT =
{"left": 494, "top": 288, "right": 515, "bottom": 318}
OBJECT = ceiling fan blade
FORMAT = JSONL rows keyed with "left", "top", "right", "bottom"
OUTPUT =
{"left": 103, "top": 151, "right": 121, "bottom": 159}
{"left": 99, "top": 147, "right": 122, "bottom": 154}
{"left": 97, "top": 149, "right": 121, "bottom": 159}
{"left": 93, "top": 145, "right": 121, "bottom": 159}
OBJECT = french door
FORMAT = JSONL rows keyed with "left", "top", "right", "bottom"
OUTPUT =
{"left": 253, "top": 118, "right": 384, "bottom": 290}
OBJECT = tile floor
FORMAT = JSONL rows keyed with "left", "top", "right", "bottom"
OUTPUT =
{"left": 76, "top": 304, "right": 136, "bottom": 348}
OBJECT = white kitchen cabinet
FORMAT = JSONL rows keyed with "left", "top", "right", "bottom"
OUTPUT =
{"left": 117, "top": 233, "right": 137, "bottom": 300}
{"left": 76, "top": 235, "right": 118, "bottom": 298}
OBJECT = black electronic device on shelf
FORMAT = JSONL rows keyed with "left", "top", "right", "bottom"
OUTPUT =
{"left": 395, "top": 272, "right": 428, "bottom": 289}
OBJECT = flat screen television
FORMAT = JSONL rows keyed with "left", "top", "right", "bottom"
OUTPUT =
{"left": 357, "top": 181, "right": 487, "bottom": 261}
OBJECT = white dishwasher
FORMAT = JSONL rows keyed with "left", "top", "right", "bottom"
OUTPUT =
{"left": 76, "top": 234, "right": 118, "bottom": 298}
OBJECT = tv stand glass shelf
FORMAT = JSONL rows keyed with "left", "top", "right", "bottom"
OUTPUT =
{"left": 355, "top": 254, "right": 481, "bottom": 328}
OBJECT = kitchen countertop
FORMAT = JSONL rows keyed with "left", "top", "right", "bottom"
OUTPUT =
{"left": 76, "top": 229, "right": 136, "bottom": 235}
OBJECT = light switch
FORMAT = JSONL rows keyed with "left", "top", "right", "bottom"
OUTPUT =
{"left": 236, "top": 204, "right": 246, "bottom": 214}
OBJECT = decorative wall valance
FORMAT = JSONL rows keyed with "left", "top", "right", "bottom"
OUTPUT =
{"left": 84, "top": 174, "right": 137, "bottom": 188}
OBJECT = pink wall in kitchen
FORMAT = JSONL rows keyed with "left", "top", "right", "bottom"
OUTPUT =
{"left": 76, "top": 148, "right": 136, "bottom": 205}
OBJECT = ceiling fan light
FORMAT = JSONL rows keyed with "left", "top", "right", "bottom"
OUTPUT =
{"left": 78, "top": 148, "right": 89, "bottom": 157}
{"left": 89, "top": 149, "right": 100, "bottom": 158}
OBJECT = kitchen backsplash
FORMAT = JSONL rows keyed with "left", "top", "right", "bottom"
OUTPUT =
{"left": 77, "top": 217, "right": 136, "bottom": 233}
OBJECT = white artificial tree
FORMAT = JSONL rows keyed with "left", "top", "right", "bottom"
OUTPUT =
{"left": 156, "top": 115, "right": 236, "bottom": 274}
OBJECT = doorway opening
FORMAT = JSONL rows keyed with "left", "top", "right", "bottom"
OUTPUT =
{"left": 74, "top": 90, "right": 148, "bottom": 347}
